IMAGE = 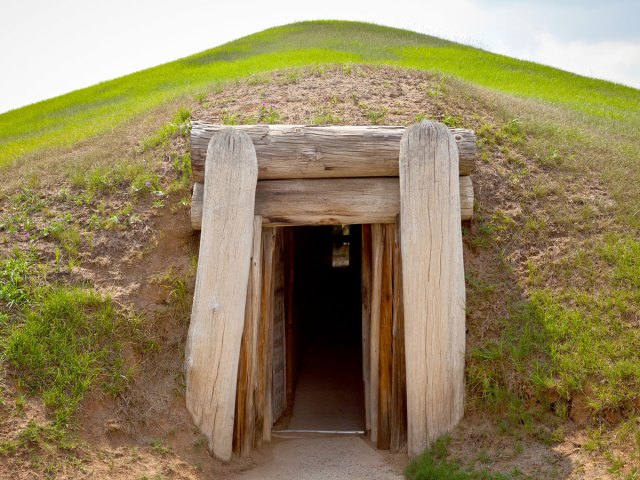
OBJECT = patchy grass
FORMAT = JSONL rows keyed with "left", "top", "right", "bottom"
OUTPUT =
{"left": 139, "top": 107, "right": 191, "bottom": 152}
{"left": 405, "top": 436, "right": 521, "bottom": 480}
{"left": 360, "top": 104, "right": 388, "bottom": 124}
{"left": 311, "top": 107, "right": 343, "bottom": 125}
{"left": 256, "top": 104, "right": 282, "bottom": 124}
{"left": 1, "top": 284, "right": 135, "bottom": 426}
{"left": 0, "top": 26, "right": 639, "bottom": 476}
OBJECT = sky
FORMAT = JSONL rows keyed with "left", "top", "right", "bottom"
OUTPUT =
{"left": 0, "top": 0, "right": 638, "bottom": 114}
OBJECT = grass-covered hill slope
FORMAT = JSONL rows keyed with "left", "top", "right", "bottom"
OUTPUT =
{"left": 1, "top": 20, "right": 638, "bottom": 168}
{"left": 1, "top": 20, "right": 640, "bottom": 480}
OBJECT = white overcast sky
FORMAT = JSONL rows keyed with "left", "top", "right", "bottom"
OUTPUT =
{"left": 0, "top": 0, "right": 638, "bottom": 114}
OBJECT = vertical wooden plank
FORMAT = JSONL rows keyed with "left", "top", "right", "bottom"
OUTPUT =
{"left": 185, "top": 129, "right": 258, "bottom": 462}
{"left": 233, "top": 216, "right": 262, "bottom": 456}
{"left": 284, "top": 228, "right": 296, "bottom": 409}
{"left": 391, "top": 217, "right": 407, "bottom": 452}
{"left": 255, "top": 227, "right": 276, "bottom": 448}
{"left": 369, "top": 223, "right": 384, "bottom": 443}
{"left": 400, "top": 121, "right": 466, "bottom": 457}
{"left": 361, "top": 224, "right": 372, "bottom": 432}
{"left": 377, "top": 223, "right": 394, "bottom": 450}
{"left": 272, "top": 229, "right": 287, "bottom": 421}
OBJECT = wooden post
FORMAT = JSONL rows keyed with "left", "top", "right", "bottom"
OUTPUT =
{"left": 272, "top": 229, "right": 286, "bottom": 421}
{"left": 361, "top": 225, "right": 372, "bottom": 432}
{"left": 256, "top": 227, "right": 278, "bottom": 447}
{"left": 369, "top": 224, "right": 384, "bottom": 443}
{"left": 400, "top": 121, "right": 466, "bottom": 457}
{"left": 185, "top": 129, "right": 258, "bottom": 462}
{"left": 284, "top": 229, "right": 296, "bottom": 409}
{"left": 390, "top": 217, "right": 407, "bottom": 452}
{"left": 377, "top": 224, "right": 394, "bottom": 450}
{"left": 233, "top": 216, "right": 262, "bottom": 456}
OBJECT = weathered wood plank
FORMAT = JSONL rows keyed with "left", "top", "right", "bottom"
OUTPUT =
{"left": 190, "top": 176, "right": 474, "bottom": 229}
{"left": 185, "top": 129, "right": 258, "bottom": 462}
{"left": 361, "top": 224, "right": 372, "bottom": 432}
{"left": 190, "top": 182, "right": 204, "bottom": 231}
{"left": 400, "top": 121, "right": 466, "bottom": 457}
{"left": 272, "top": 229, "right": 286, "bottom": 422}
{"left": 233, "top": 216, "right": 262, "bottom": 456}
{"left": 191, "top": 123, "right": 476, "bottom": 181}
{"left": 284, "top": 229, "right": 296, "bottom": 409}
{"left": 255, "top": 228, "right": 277, "bottom": 448}
{"left": 369, "top": 224, "right": 384, "bottom": 443}
{"left": 390, "top": 217, "right": 407, "bottom": 452}
{"left": 377, "top": 223, "right": 394, "bottom": 450}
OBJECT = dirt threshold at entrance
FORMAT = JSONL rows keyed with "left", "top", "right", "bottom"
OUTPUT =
{"left": 236, "top": 434, "right": 406, "bottom": 480}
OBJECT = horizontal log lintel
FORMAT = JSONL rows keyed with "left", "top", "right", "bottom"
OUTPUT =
{"left": 190, "top": 123, "right": 476, "bottom": 182}
{"left": 190, "top": 177, "right": 474, "bottom": 230}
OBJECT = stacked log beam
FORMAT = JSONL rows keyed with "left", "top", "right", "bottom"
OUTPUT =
{"left": 189, "top": 123, "right": 476, "bottom": 230}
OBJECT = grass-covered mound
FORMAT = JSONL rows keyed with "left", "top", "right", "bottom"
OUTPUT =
{"left": 0, "top": 21, "right": 639, "bottom": 479}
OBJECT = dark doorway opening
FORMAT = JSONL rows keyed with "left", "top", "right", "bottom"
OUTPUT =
{"left": 277, "top": 225, "right": 365, "bottom": 432}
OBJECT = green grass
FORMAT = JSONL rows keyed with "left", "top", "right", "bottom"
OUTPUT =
{"left": 1, "top": 284, "right": 134, "bottom": 426}
{"left": 1, "top": 20, "right": 638, "bottom": 169}
{"left": 1, "top": 19, "right": 640, "bottom": 472}
{"left": 0, "top": 250, "right": 143, "bottom": 429}
{"left": 405, "top": 436, "right": 521, "bottom": 480}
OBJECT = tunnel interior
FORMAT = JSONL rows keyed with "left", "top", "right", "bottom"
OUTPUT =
{"left": 277, "top": 224, "right": 365, "bottom": 432}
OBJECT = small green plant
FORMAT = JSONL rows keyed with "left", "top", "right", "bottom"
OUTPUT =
{"left": 150, "top": 439, "right": 171, "bottom": 456}
{"left": 310, "top": 65, "right": 326, "bottom": 77}
{"left": 257, "top": 104, "right": 281, "bottom": 124}
{"left": 360, "top": 105, "right": 387, "bottom": 125}
{"left": 221, "top": 110, "right": 239, "bottom": 125}
{"left": 536, "top": 149, "right": 563, "bottom": 168}
{"left": 311, "top": 108, "right": 342, "bottom": 125}
{"left": 474, "top": 449, "right": 492, "bottom": 465}
{"left": 282, "top": 70, "right": 301, "bottom": 84}
{"left": 192, "top": 435, "right": 207, "bottom": 448}
{"left": 247, "top": 74, "right": 271, "bottom": 86}
{"left": 153, "top": 267, "right": 192, "bottom": 319}
{"left": 14, "top": 394, "right": 27, "bottom": 412}
{"left": 442, "top": 114, "right": 462, "bottom": 127}
{"left": 0, "top": 250, "right": 36, "bottom": 309}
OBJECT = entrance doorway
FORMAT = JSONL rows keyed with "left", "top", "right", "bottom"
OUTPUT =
{"left": 276, "top": 225, "right": 365, "bottom": 432}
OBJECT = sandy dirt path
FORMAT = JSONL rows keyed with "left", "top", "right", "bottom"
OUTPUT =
{"left": 236, "top": 435, "right": 406, "bottom": 480}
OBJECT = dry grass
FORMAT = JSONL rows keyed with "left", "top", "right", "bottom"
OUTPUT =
{"left": 0, "top": 65, "right": 638, "bottom": 479}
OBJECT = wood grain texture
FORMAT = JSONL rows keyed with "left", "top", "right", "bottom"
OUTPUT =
{"left": 255, "top": 228, "right": 277, "bottom": 448}
{"left": 271, "top": 229, "right": 286, "bottom": 422}
{"left": 361, "top": 224, "right": 372, "bottom": 432}
{"left": 400, "top": 121, "right": 466, "bottom": 457}
{"left": 185, "top": 129, "right": 258, "bottom": 462}
{"left": 190, "top": 176, "right": 474, "bottom": 229}
{"left": 284, "top": 229, "right": 296, "bottom": 409}
{"left": 377, "top": 224, "right": 394, "bottom": 450}
{"left": 369, "top": 224, "right": 384, "bottom": 443}
{"left": 233, "top": 216, "right": 262, "bottom": 456}
{"left": 390, "top": 217, "right": 407, "bottom": 453}
{"left": 191, "top": 123, "right": 476, "bottom": 182}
